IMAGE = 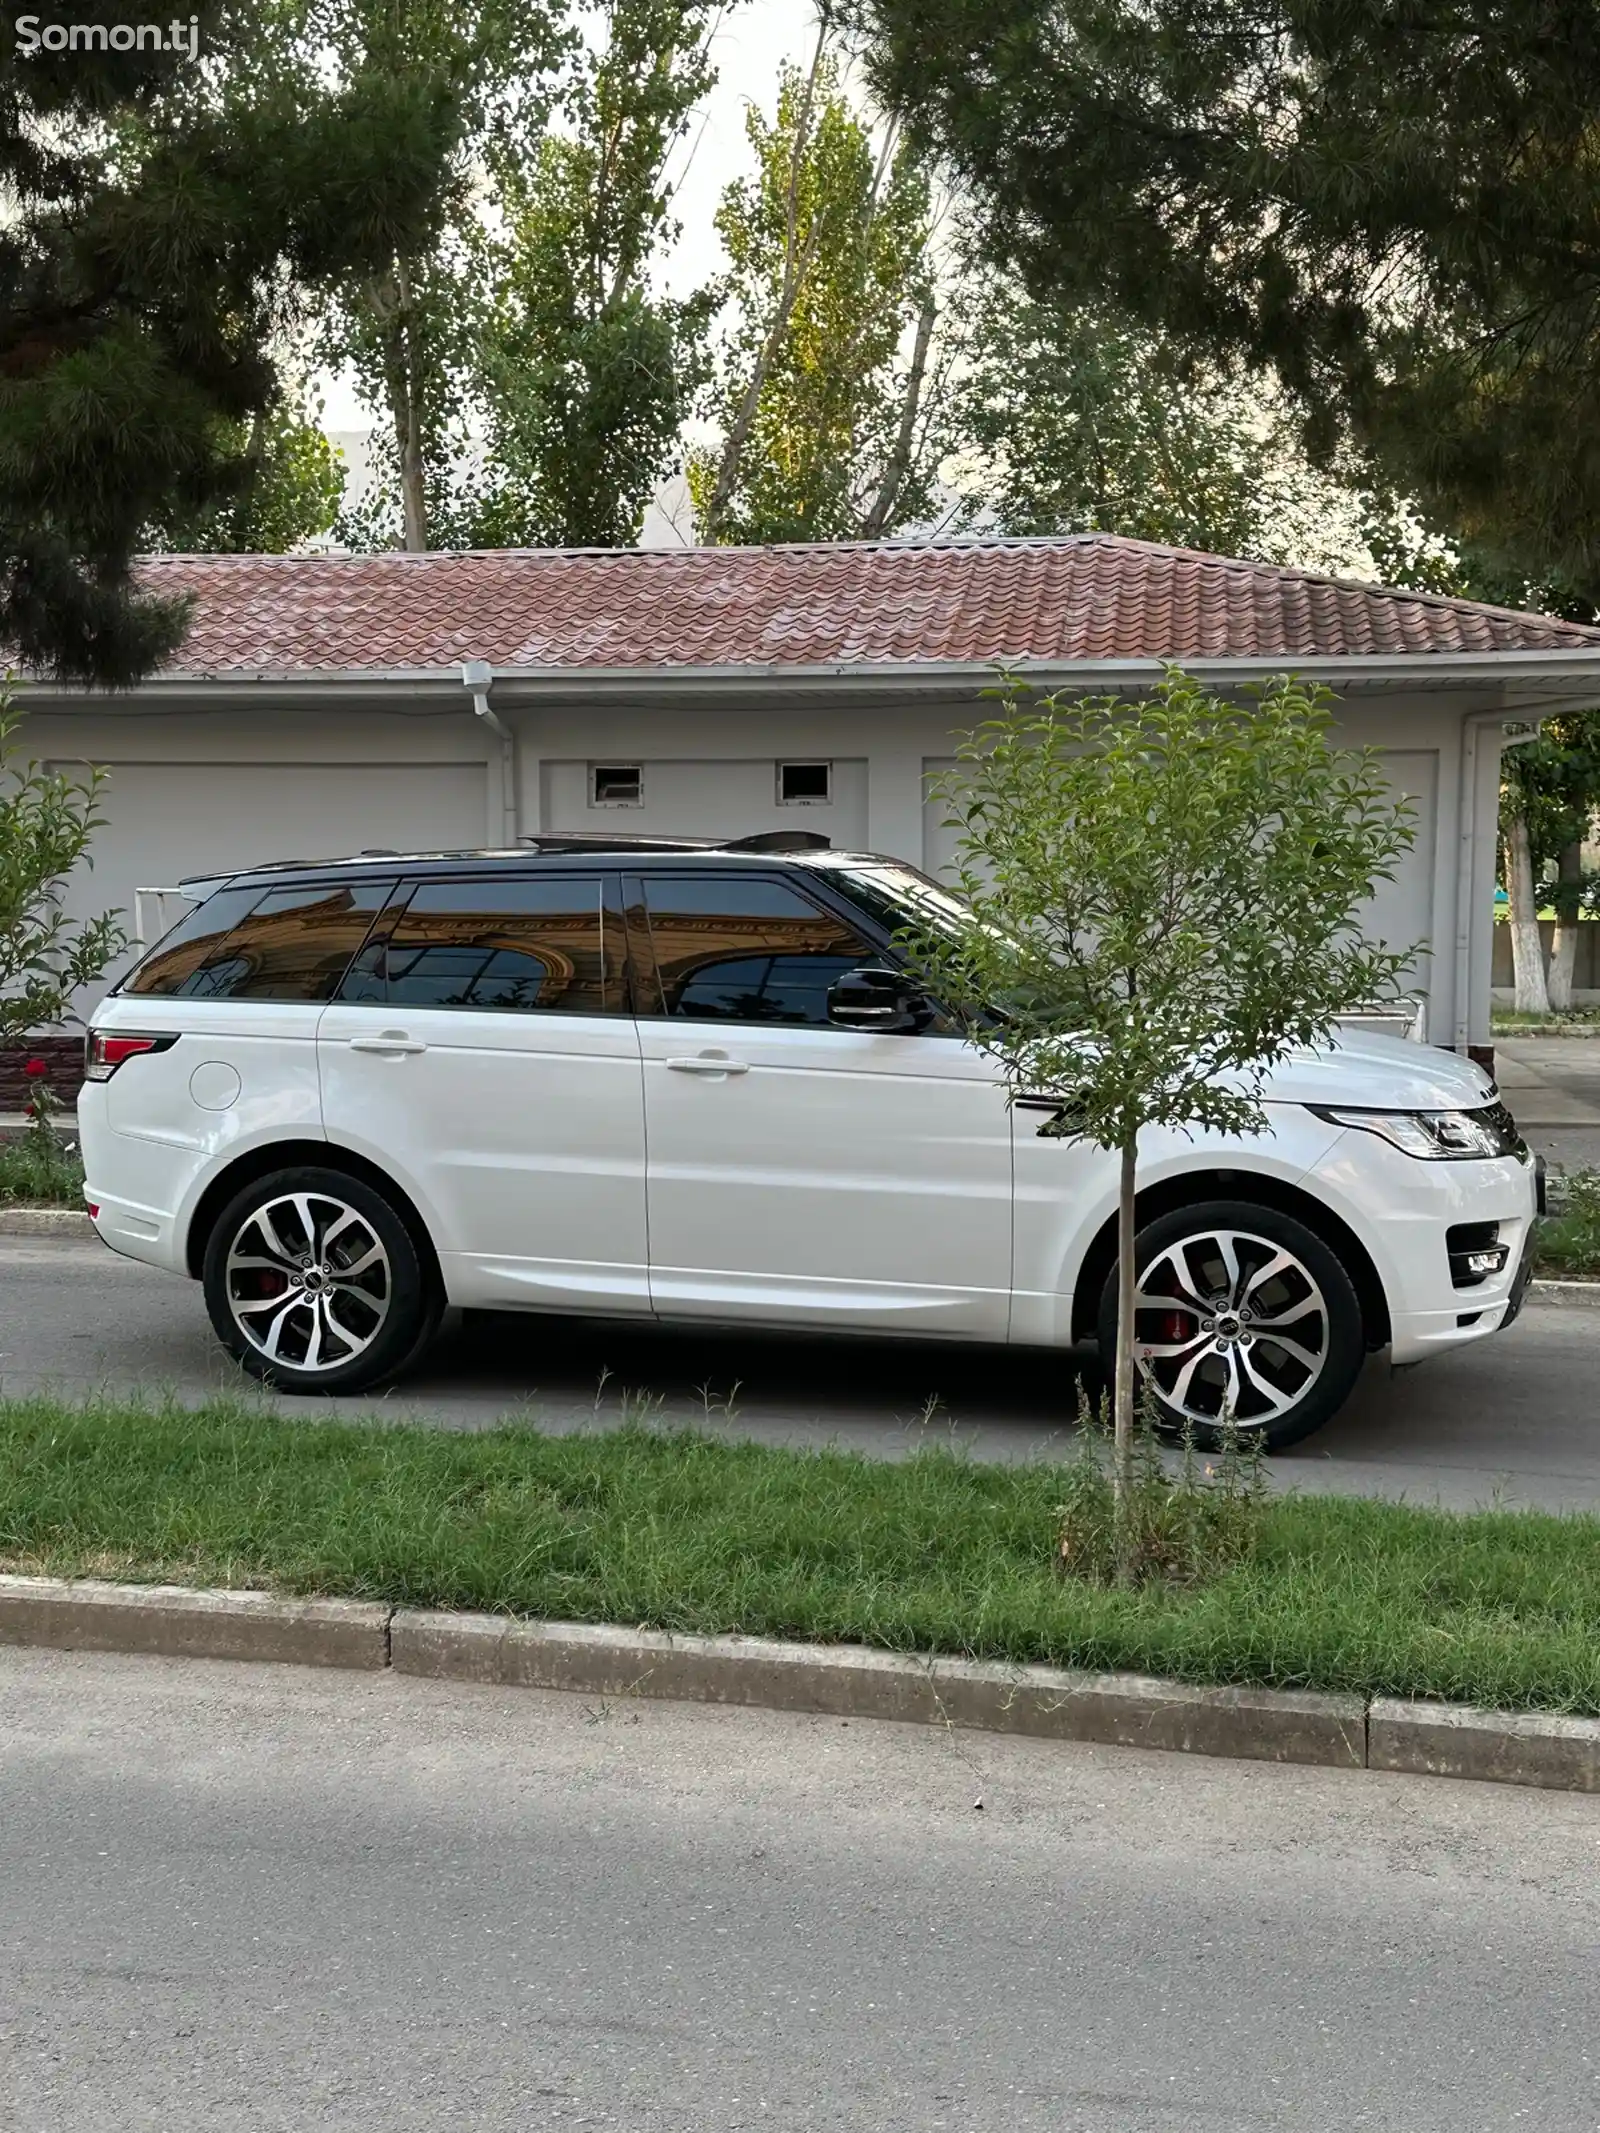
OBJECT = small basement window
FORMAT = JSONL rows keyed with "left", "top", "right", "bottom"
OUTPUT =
{"left": 778, "top": 761, "right": 832, "bottom": 805}
{"left": 591, "top": 764, "right": 643, "bottom": 807}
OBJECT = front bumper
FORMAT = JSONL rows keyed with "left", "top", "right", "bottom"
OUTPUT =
{"left": 1300, "top": 1129, "right": 1539, "bottom": 1365}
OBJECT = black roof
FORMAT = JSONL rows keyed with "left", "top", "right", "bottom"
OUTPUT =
{"left": 178, "top": 829, "right": 855, "bottom": 897}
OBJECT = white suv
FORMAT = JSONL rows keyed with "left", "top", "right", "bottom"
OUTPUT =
{"left": 78, "top": 836, "right": 1540, "bottom": 1449}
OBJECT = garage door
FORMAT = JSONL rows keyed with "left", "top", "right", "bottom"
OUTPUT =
{"left": 59, "top": 760, "right": 490, "bottom": 999}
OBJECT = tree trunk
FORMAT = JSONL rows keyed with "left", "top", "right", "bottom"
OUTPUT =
{"left": 701, "top": 15, "right": 831, "bottom": 541}
{"left": 1112, "top": 1136, "right": 1138, "bottom": 1581}
{"left": 861, "top": 288, "right": 937, "bottom": 537}
{"left": 1547, "top": 838, "right": 1584, "bottom": 1012}
{"left": 375, "top": 259, "right": 428, "bottom": 553}
{"left": 1504, "top": 815, "right": 1550, "bottom": 1015}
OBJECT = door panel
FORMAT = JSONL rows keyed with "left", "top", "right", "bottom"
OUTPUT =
{"left": 317, "top": 874, "right": 648, "bottom": 1312}
{"left": 632, "top": 873, "right": 1012, "bottom": 1334}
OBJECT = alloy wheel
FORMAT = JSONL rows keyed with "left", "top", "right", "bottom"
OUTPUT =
{"left": 223, "top": 1190, "right": 393, "bottom": 1374}
{"left": 1131, "top": 1226, "right": 1331, "bottom": 1430}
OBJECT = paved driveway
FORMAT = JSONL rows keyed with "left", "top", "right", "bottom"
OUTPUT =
{"left": 1495, "top": 1035, "right": 1600, "bottom": 1170}
{"left": 5, "top": 1235, "right": 1596, "bottom": 1513}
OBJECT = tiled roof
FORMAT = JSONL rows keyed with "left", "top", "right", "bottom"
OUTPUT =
{"left": 130, "top": 536, "right": 1600, "bottom": 679}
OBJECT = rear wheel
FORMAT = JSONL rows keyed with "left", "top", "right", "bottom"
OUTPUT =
{"left": 202, "top": 1166, "right": 441, "bottom": 1394}
{"left": 1095, "top": 1200, "right": 1366, "bottom": 1451}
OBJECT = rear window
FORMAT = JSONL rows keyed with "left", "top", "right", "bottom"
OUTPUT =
{"left": 124, "top": 881, "right": 393, "bottom": 1002}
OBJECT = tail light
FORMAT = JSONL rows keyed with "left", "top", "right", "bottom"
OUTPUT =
{"left": 84, "top": 1030, "right": 178, "bottom": 1081}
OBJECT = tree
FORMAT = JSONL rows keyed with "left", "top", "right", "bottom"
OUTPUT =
{"left": 455, "top": 0, "right": 720, "bottom": 548}
{"left": 860, "top": 0, "right": 1600, "bottom": 605}
{"left": 1, "top": 682, "right": 125, "bottom": 1047}
{"left": 1500, "top": 715, "right": 1600, "bottom": 1014}
{"left": 145, "top": 396, "right": 345, "bottom": 555}
{"left": 1, "top": 0, "right": 458, "bottom": 680}
{"left": 302, "top": 0, "right": 571, "bottom": 553}
{"left": 952, "top": 288, "right": 1365, "bottom": 569}
{"left": 690, "top": 42, "right": 953, "bottom": 544}
{"left": 904, "top": 669, "right": 1414, "bottom": 1555}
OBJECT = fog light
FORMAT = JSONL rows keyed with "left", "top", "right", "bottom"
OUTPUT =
{"left": 1465, "top": 1248, "right": 1507, "bottom": 1276}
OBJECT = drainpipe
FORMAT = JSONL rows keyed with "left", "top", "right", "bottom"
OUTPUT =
{"left": 1453, "top": 707, "right": 1543, "bottom": 1061}
{"left": 462, "top": 659, "right": 517, "bottom": 847}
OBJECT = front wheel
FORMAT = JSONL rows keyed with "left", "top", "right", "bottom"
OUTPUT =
{"left": 1095, "top": 1200, "right": 1366, "bottom": 1452}
{"left": 202, "top": 1166, "right": 440, "bottom": 1394}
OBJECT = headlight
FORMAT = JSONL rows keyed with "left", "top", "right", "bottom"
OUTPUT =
{"left": 1309, "top": 1104, "right": 1523, "bottom": 1160}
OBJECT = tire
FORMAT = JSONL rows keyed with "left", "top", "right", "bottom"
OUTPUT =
{"left": 202, "top": 1165, "right": 442, "bottom": 1395}
{"left": 1095, "top": 1199, "right": 1366, "bottom": 1452}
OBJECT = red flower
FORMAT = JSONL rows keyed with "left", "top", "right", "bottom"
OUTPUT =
{"left": 23, "top": 1058, "right": 48, "bottom": 1079}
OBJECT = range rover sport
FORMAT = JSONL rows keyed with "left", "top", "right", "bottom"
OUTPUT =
{"left": 77, "top": 834, "right": 1539, "bottom": 1449}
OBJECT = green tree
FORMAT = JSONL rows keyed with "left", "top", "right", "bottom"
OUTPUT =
{"left": 1, "top": 1, "right": 457, "bottom": 680}
{"left": 953, "top": 289, "right": 1363, "bottom": 568}
{"left": 146, "top": 396, "right": 345, "bottom": 555}
{"left": 690, "top": 41, "right": 952, "bottom": 544}
{"left": 861, "top": 0, "right": 1600, "bottom": 604}
{"left": 300, "top": 0, "right": 571, "bottom": 552}
{"left": 904, "top": 670, "right": 1414, "bottom": 1549}
{"left": 0, "top": 682, "right": 125, "bottom": 1047}
{"left": 456, "top": 0, "right": 720, "bottom": 548}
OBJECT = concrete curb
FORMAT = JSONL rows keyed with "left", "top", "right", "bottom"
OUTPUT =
{"left": 0, "top": 1575, "right": 389, "bottom": 1670}
{"left": 1530, "top": 1277, "right": 1600, "bottom": 1306}
{"left": 389, "top": 1610, "right": 1366, "bottom": 1768}
{"left": 0, "top": 1207, "right": 93, "bottom": 1238}
{"left": 1, "top": 1573, "right": 1597, "bottom": 1791}
{"left": 1370, "top": 1698, "right": 1600, "bottom": 1791}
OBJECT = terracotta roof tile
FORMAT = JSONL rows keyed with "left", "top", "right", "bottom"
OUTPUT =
{"left": 126, "top": 535, "right": 1600, "bottom": 679}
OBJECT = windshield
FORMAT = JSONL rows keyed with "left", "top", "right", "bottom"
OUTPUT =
{"left": 830, "top": 864, "right": 977, "bottom": 947}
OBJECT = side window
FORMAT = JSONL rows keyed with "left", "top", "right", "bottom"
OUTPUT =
{"left": 641, "top": 875, "right": 872, "bottom": 1027}
{"left": 123, "top": 881, "right": 393, "bottom": 1002}
{"left": 348, "top": 876, "right": 614, "bottom": 1015}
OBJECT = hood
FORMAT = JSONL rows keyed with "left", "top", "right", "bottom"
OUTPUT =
{"left": 1260, "top": 1030, "right": 1497, "bottom": 1111}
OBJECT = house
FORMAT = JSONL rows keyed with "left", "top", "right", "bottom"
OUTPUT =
{"left": 20, "top": 534, "right": 1600, "bottom": 1089}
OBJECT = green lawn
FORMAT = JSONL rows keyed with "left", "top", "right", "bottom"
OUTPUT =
{"left": 4, "top": 1398, "right": 1600, "bottom": 1715}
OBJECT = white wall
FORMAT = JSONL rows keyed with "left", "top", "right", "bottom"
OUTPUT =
{"left": 541, "top": 755, "right": 869, "bottom": 847}
{"left": 29, "top": 703, "right": 494, "bottom": 997}
{"left": 25, "top": 682, "right": 1503, "bottom": 1044}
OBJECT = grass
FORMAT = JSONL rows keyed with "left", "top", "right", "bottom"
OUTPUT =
{"left": 0, "top": 1127, "right": 84, "bottom": 1206}
{"left": 1492, "top": 1007, "right": 1600, "bottom": 1034}
{"left": 4, "top": 1396, "right": 1600, "bottom": 1714}
{"left": 1536, "top": 1166, "right": 1600, "bottom": 1279}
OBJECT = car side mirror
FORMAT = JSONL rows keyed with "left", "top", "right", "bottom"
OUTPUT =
{"left": 827, "top": 966, "right": 933, "bottom": 1034}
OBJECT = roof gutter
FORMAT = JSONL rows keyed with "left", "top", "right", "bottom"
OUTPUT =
{"left": 462, "top": 659, "right": 517, "bottom": 845}
{"left": 22, "top": 646, "right": 1600, "bottom": 709}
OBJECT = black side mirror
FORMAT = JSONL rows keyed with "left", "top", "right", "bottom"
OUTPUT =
{"left": 827, "top": 966, "right": 932, "bottom": 1033}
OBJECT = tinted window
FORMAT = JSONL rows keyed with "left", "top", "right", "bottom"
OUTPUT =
{"left": 125, "top": 881, "right": 392, "bottom": 1001}
{"left": 642, "top": 876, "right": 871, "bottom": 1026}
{"left": 354, "top": 877, "right": 613, "bottom": 1014}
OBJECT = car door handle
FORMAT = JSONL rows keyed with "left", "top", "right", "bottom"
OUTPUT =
{"left": 347, "top": 1033, "right": 427, "bottom": 1055}
{"left": 666, "top": 1055, "right": 749, "bottom": 1075}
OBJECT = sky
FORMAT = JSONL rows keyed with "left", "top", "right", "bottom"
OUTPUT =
{"left": 318, "top": 0, "right": 825, "bottom": 432}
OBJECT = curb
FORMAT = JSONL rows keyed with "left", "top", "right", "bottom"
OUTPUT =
{"left": 1530, "top": 1277, "right": 1600, "bottom": 1306}
{"left": 1, "top": 1573, "right": 1597, "bottom": 1793}
{"left": 0, "top": 1207, "right": 93, "bottom": 1238}
{"left": 0, "top": 1575, "right": 388, "bottom": 1669}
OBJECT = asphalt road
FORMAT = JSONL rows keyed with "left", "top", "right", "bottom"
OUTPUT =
{"left": 3, "top": 1646, "right": 1597, "bottom": 2133}
{"left": 4, "top": 1234, "right": 1598, "bottom": 1512}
